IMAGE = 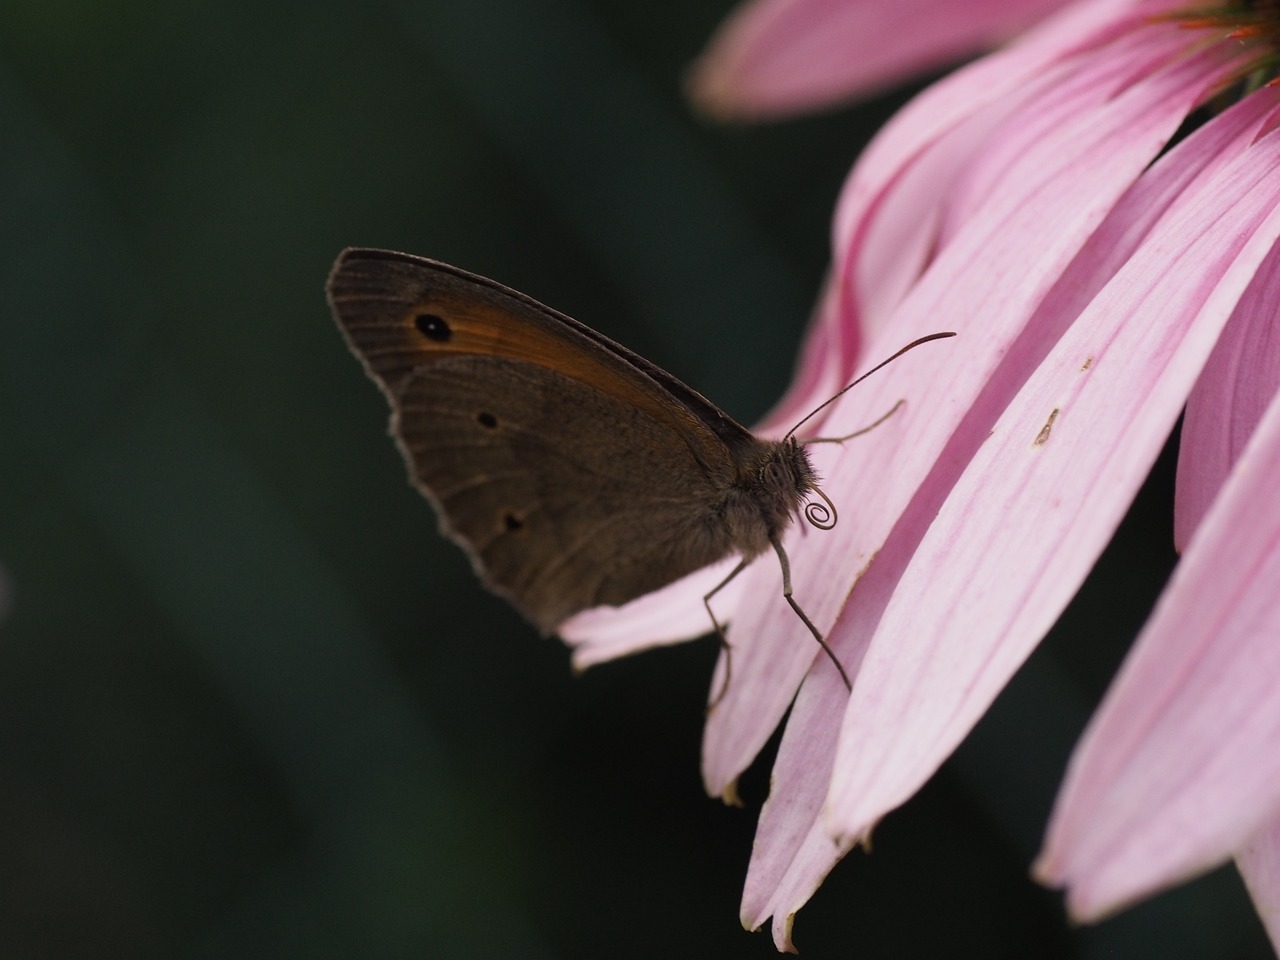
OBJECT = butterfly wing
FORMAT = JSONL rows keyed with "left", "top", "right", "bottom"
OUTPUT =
{"left": 327, "top": 248, "right": 747, "bottom": 631}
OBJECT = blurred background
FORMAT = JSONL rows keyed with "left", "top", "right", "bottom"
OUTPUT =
{"left": 0, "top": 0, "right": 1271, "bottom": 957}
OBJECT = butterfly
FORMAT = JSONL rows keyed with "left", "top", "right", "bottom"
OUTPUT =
{"left": 328, "top": 247, "right": 952, "bottom": 692}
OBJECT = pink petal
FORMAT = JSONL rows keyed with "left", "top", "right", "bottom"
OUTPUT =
{"left": 739, "top": 528, "right": 916, "bottom": 948}
{"left": 687, "top": 0, "right": 1073, "bottom": 120}
{"left": 1239, "top": 817, "right": 1280, "bottom": 953}
{"left": 735, "top": 36, "right": 1255, "bottom": 948}
{"left": 559, "top": 557, "right": 744, "bottom": 669}
{"left": 705, "top": 15, "right": 1231, "bottom": 810}
{"left": 834, "top": 110, "right": 1280, "bottom": 841}
{"left": 830, "top": 0, "right": 1190, "bottom": 392}
{"left": 1035, "top": 307, "right": 1280, "bottom": 917}
{"left": 1176, "top": 234, "right": 1280, "bottom": 548}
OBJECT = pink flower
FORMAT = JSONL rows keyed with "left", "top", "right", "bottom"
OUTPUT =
{"left": 570, "top": 0, "right": 1280, "bottom": 951}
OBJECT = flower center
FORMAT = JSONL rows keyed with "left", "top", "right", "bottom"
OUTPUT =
{"left": 1169, "top": 0, "right": 1280, "bottom": 87}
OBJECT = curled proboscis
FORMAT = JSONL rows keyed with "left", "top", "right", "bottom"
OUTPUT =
{"left": 804, "top": 487, "right": 838, "bottom": 531}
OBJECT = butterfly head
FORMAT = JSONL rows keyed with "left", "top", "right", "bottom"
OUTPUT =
{"left": 781, "top": 436, "right": 837, "bottom": 532}
{"left": 721, "top": 437, "right": 826, "bottom": 558}
{"left": 762, "top": 435, "right": 818, "bottom": 499}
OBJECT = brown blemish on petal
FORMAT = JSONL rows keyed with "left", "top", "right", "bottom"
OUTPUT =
{"left": 1035, "top": 408, "right": 1060, "bottom": 446}
{"left": 1081, "top": 357, "right": 1094, "bottom": 371}
{"left": 720, "top": 778, "right": 742, "bottom": 808}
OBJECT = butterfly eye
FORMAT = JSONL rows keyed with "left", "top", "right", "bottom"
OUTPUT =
{"left": 763, "top": 461, "right": 788, "bottom": 489}
{"left": 415, "top": 312, "right": 452, "bottom": 342}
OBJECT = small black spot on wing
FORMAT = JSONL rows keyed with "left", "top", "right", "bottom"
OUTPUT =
{"left": 477, "top": 411, "right": 498, "bottom": 429}
{"left": 415, "top": 313, "right": 451, "bottom": 342}
{"left": 502, "top": 511, "right": 525, "bottom": 532}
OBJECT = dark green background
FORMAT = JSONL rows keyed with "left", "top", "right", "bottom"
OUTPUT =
{"left": 0, "top": 0, "right": 1270, "bottom": 957}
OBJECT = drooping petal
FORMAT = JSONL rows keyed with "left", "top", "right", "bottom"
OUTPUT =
{"left": 1035, "top": 301, "right": 1280, "bottom": 916}
{"left": 704, "top": 14, "right": 1235, "bottom": 807}
{"left": 1239, "top": 818, "right": 1280, "bottom": 953}
{"left": 732, "top": 0, "right": 1139, "bottom": 432}
{"left": 738, "top": 526, "right": 916, "bottom": 947}
{"left": 831, "top": 104, "right": 1280, "bottom": 838}
{"left": 733, "top": 33, "right": 1260, "bottom": 949}
{"left": 1175, "top": 233, "right": 1280, "bottom": 547}
{"left": 687, "top": 0, "right": 1074, "bottom": 120}
{"left": 559, "top": 557, "right": 744, "bottom": 667}
{"left": 834, "top": 2, "right": 1156, "bottom": 282}
{"left": 829, "top": 0, "right": 1196, "bottom": 396}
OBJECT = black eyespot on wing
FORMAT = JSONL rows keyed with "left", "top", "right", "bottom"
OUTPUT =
{"left": 477, "top": 411, "right": 498, "bottom": 429}
{"left": 503, "top": 512, "right": 525, "bottom": 532}
{"left": 415, "top": 313, "right": 451, "bottom": 342}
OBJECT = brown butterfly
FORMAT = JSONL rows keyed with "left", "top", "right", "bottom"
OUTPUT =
{"left": 327, "top": 247, "right": 951, "bottom": 692}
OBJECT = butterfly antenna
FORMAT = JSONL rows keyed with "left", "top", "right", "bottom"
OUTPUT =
{"left": 784, "top": 332, "right": 956, "bottom": 442}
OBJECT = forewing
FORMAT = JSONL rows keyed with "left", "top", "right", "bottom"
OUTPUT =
{"left": 326, "top": 247, "right": 744, "bottom": 456}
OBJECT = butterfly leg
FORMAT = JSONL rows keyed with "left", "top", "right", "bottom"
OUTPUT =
{"left": 704, "top": 558, "right": 749, "bottom": 712}
{"left": 770, "top": 535, "right": 853, "bottom": 691}
{"left": 802, "top": 398, "right": 904, "bottom": 445}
